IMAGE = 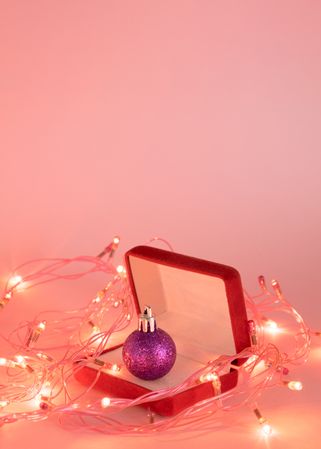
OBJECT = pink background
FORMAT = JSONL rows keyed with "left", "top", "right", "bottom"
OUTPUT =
{"left": 0, "top": 1, "right": 321, "bottom": 448}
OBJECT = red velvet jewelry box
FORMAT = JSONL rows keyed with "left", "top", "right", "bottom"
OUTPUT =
{"left": 74, "top": 245, "right": 251, "bottom": 416}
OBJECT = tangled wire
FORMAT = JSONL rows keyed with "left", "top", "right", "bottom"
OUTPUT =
{"left": 0, "top": 237, "right": 313, "bottom": 435}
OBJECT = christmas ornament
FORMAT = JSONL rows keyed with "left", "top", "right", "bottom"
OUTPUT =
{"left": 122, "top": 305, "right": 177, "bottom": 380}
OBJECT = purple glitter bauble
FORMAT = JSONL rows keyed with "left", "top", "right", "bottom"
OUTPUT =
{"left": 122, "top": 328, "right": 176, "bottom": 380}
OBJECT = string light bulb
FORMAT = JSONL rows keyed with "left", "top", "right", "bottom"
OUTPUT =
{"left": 254, "top": 408, "right": 272, "bottom": 436}
{"left": 8, "top": 275, "right": 22, "bottom": 288}
{"left": 93, "top": 290, "right": 105, "bottom": 304}
{"left": 26, "top": 320, "right": 47, "bottom": 347}
{"left": 0, "top": 357, "right": 17, "bottom": 368}
{"left": 116, "top": 265, "right": 126, "bottom": 275}
{"left": 101, "top": 397, "right": 111, "bottom": 408}
{"left": 108, "top": 236, "right": 120, "bottom": 259}
{"left": 113, "top": 236, "right": 120, "bottom": 245}
{"left": 261, "top": 422, "right": 273, "bottom": 436}
{"left": 35, "top": 381, "right": 52, "bottom": 407}
{"left": 36, "top": 352, "right": 53, "bottom": 362}
{"left": 111, "top": 363, "right": 120, "bottom": 373}
{"left": 284, "top": 380, "right": 303, "bottom": 391}
{"left": 93, "top": 359, "right": 121, "bottom": 373}
{"left": 37, "top": 321, "right": 46, "bottom": 332}
{"left": 15, "top": 355, "right": 27, "bottom": 368}
{"left": 199, "top": 372, "right": 221, "bottom": 394}
{"left": 248, "top": 320, "right": 257, "bottom": 345}
{"left": 199, "top": 372, "right": 219, "bottom": 383}
{"left": 271, "top": 279, "right": 283, "bottom": 300}
{"left": 97, "top": 236, "right": 120, "bottom": 259}
{"left": 88, "top": 320, "right": 101, "bottom": 335}
{"left": 0, "top": 291, "right": 12, "bottom": 308}
{"left": 258, "top": 275, "right": 268, "bottom": 292}
{"left": 14, "top": 355, "right": 33, "bottom": 372}
{"left": 262, "top": 317, "right": 280, "bottom": 334}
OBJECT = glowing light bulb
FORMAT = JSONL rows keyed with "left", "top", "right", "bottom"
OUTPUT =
{"left": 95, "top": 360, "right": 122, "bottom": 372}
{"left": 285, "top": 380, "right": 303, "bottom": 391}
{"left": 15, "top": 355, "right": 26, "bottom": 366}
{"left": 14, "top": 354, "right": 33, "bottom": 372}
{"left": 37, "top": 321, "right": 46, "bottom": 332}
{"left": 116, "top": 265, "right": 125, "bottom": 274}
{"left": 41, "top": 382, "right": 52, "bottom": 398}
{"left": 101, "top": 397, "right": 111, "bottom": 408}
{"left": 126, "top": 313, "right": 131, "bottom": 321}
{"left": 92, "top": 326, "right": 101, "bottom": 334}
{"left": 271, "top": 279, "right": 283, "bottom": 299}
{"left": 261, "top": 422, "right": 272, "bottom": 436}
{"left": 199, "top": 371, "right": 221, "bottom": 394}
{"left": 36, "top": 352, "right": 53, "bottom": 362}
{"left": 88, "top": 320, "right": 101, "bottom": 336}
{"left": 263, "top": 319, "right": 280, "bottom": 334}
{"left": 0, "top": 291, "right": 13, "bottom": 308}
{"left": 266, "top": 320, "right": 278, "bottom": 330}
{"left": 0, "top": 357, "right": 16, "bottom": 368}
{"left": 113, "top": 301, "right": 120, "bottom": 308}
{"left": 254, "top": 408, "right": 272, "bottom": 437}
{"left": 0, "top": 400, "right": 9, "bottom": 408}
{"left": 27, "top": 320, "right": 47, "bottom": 347}
{"left": 110, "top": 236, "right": 120, "bottom": 258}
{"left": 93, "top": 290, "right": 105, "bottom": 304}
{"left": 206, "top": 373, "right": 217, "bottom": 381}
{"left": 97, "top": 236, "right": 121, "bottom": 258}
{"left": 8, "top": 275, "right": 22, "bottom": 287}
{"left": 35, "top": 382, "right": 52, "bottom": 405}
{"left": 111, "top": 363, "right": 120, "bottom": 373}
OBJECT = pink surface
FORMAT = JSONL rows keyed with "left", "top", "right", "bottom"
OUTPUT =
{"left": 0, "top": 1, "right": 321, "bottom": 448}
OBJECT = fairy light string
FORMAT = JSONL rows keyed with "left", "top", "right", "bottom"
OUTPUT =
{"left": 0, "top": 236, "right": 317, "bottom": 435}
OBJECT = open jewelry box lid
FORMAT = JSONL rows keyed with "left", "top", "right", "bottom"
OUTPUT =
{"left": 74, "top": 245, "right": 251, "bottom": 416}
{"left": 125, "top": 245, "right": 250, "bottom": 357}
